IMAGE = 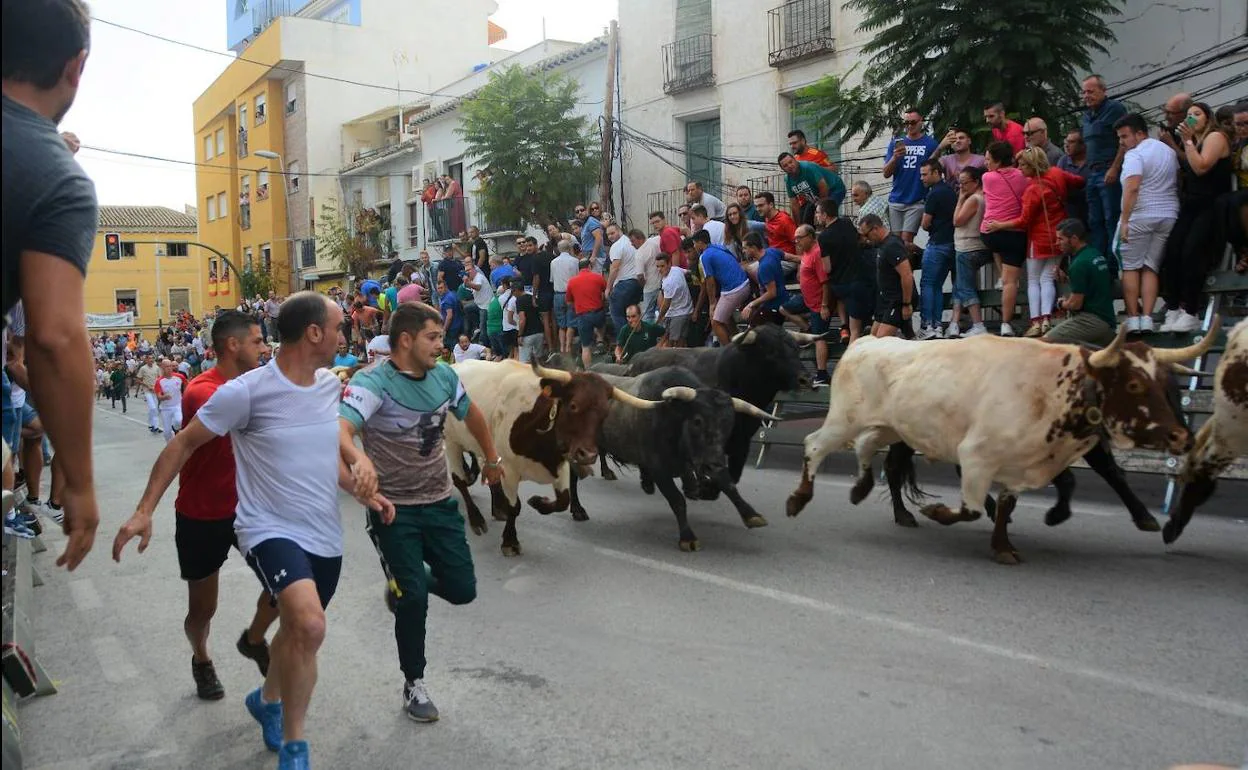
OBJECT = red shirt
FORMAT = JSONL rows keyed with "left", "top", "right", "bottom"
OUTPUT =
{"left": 798, "top": 244, "right": 829, "bottom": 313}
{"left": 796, "top": 147, "right": 833, "bottom": 168}
{"left": 764, "top": 210, "right": 797, "bottom": 254}
{"left": 175, "top": 367, "right": 237, "bottom": 521}
{"left": 565, "top": 269, "right": 607, "bottom": 314}
{"left": 658, "top": 226, "right": 683, "bottom": 259}
{"left": 993, "top": 120, "right": 1026, "bottom": 153}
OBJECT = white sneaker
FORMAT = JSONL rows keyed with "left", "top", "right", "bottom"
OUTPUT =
{"left": 963, "top": 323, "right": 987, "bottom": 337}
{"left": 916, "top": 326, "right": 939, "bottom": 341}
{"left": 1159, "top": 309, "right": 1180, "bottom": 332}
{"left": 994, "top": 278, "right": 1004, "bottom": 290}
{"left": 999, "top": 323, "right": 1015, "bottom": 337}
{"left": 1137, "top": 315, "right": 1155, "bottom": 332}
{"left": 945, "top": 322, "right": 960, "bottom": 338}
{"left": 1124, "top": 316, "right": 1141, "bottom": 332}
{"left": 1168, "top": 310, "right": 1201, "bottom": 333}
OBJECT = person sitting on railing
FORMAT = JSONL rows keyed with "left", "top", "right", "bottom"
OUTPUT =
{"left": 685, "top": 179, "right": 726, "bottom": 219}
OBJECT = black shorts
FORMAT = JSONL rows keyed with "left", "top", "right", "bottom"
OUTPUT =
{"left": 175, "top": 513, "right": 238, "bottom": 582}
{"left": 536, "top": 287, "right": 554, "bottom": 313}
{"left": 981, "top": 230, "right": 1028, "bottom": 268}
{"left": 874, "top": 300, "right": 915, "bottom": 338}
{"left": 829, "top": 280, "right": 874, "bottom": 322}
{"left": 245, "top": 537, "right": 343, "bottom": 609}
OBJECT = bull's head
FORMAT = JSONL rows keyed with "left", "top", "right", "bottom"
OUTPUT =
{"left": 1085, "top": 317, "right": 1220, "bottom": 453}
{"left": 533, "top": 364, "right": 661, "bottom": 465}
{"left": 730, "top": 325, "right": 820, "bottom": 391}
{"left": 658, "top": 387, "right": 779, "bottom": 475}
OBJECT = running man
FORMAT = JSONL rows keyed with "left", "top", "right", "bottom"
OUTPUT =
{"left": 339, "top": 302, "right": 503, "bottom": 722}
{"left": 112, "top": 311, "right": 279, "bottom": 700}
{"left": 155, "top": 360, "right": 183, "bottom": 442}
{"left": 113, "top": 292, "right": 390, "bottom": 769}
{"left": 136, "top": 354, "right": 162, "bottom": 434}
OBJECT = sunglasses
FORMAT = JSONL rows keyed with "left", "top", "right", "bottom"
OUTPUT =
{"left": 903, "top": 119, "right": 920, "bottom": 126}
{"left": 1022, "top": 129, "right": 1041, "bottom": 136}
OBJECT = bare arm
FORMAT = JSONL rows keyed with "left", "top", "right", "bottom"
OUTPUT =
{"left": 462, "top": 401, "right": 504, "bottom": 485}
{"left": 1119, "top": 176, "right": 1141, "bottom": 237}
{"left": 657, "top": 293, "right": 671, "bottom": 323}
{"left": 606, "top": 256, "right": 621, "bottom": 291}
{"left": 1182, "top": 131, "right": 1229, "bottom": 175}
{"left": 953, "top": 194, "right": 979, "bottom": 227}
{"left": 897, "top": 260, "right": 915, "bottom": 306}
{"left": 883, "top": 141, "right": 904, "bottom": 179}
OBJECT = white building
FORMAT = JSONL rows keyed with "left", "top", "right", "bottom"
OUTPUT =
{"left": 337, "top": 35, "right": 613, "bottom": 264}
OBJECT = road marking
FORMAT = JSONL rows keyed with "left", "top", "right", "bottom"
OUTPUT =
{"left": 94, "top": 404, "right": 157, "bottom": 430}
{"left": 91, "top": 635, "right": 139, "bottom": 683}
{"left": 68, "top": 578, "right": 102, "bottom": 610}
{"left": 533, "top": 530, "right": 1248, "bottom": 721}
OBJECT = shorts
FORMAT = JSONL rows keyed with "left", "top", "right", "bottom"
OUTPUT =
{"left": 712, "top": 280, "right": 752, "bottom": 325}
{"left": 829, "top": 280, "right": 874, "bottom": 321}
{"left": 175, "top": 513, "right": 238, "bottom": 582}
{"left": 245, "top": 537, "right": 343, "bottom": 609}
{"left": 575, "top": 308, "right": 605, "bottom": 347}
{"left": 518, "top": 333, "right": 545, "bottom": 363}
{"left": 807, "top": 309, "right": 831, "bottom": 335}
{"left": 663, "top": 314, "right": 690, "bottom": 342}
{"left": 888, "top": 202, "right": 925, "bottom": 234}
{"left": 537, "top": 287, "right": 554, "bottom": 313}
{"left": 492, "top": 330, "right": 517, "bottom": 358}
{"left": 1116, "top": 217, "right": 1174, "bottom": 272}
{"left": 553, "top": 292, "right": 574, "bottom": 329}
{"left": 981, "top": 230, "right": 1028, "bottom": 268}
{"left": 875, "top": 298, "right": 908, "bottom": 329}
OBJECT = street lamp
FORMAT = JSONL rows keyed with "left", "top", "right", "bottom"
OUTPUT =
{"left": 255, "top": 149, "right": 296, "bottom": 292}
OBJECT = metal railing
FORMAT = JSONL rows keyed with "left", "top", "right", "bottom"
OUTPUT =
{"left": 473, "top": 195, "right": 521, "bottom": 235}
{"left": 645, "top": 164, "right": 869, "bottom": 226}
{"left": 768, "top": 0, "right": 835, "bottom": 67}
{"left": 237, "top": 129, "right": 248, "bottom": 158}
{"left": 663, "top": 34, "right": 714, "bottom": 94}
{"left": 299, "top": 238, "right": 317, "bottom": 268}
{"left": 422, "top": 195, "right": 521, "bottom": 244}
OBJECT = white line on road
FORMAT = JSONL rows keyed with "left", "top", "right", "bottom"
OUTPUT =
{"left": 68, "top": 578, "right": 102, "bottom": 610}
{"left": 91, "top": 635, "right": 139, "bottom": 683}
{"left": 94, "top": 404, "right": 156, "bottom": 430}
{"left": 533, "top": 530, "right": 1248, "bottom": 721}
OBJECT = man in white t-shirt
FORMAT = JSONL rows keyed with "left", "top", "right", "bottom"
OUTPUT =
{"left": 1113, "top": 112, "right": 1180, "bottom": 333}
{"left": 605, "top": 223, "right": 642, "bottom": 334}
{"left": 450, "top": 334, "right": 487, "bottom": 363}
{"left": 136, "top": 354, "right": 163, "bottom": 434}
{"left": 631, "top": 230, "right": 663, "bottom": 322}
{"left": 549, "top": 240, "right": 580, "bottom": 354}
{"left": 461, "top": 259, "right": 494, "bottom": 346}
{"left": 690, "top": 204, "right": 726, "bottom": 246}
{"left": 655, "top": 252, "right": 694, "bottom": 347}
{"left": 112, "top": 292, "right": 389, "bottom": 769}
{"left": 155, "top": 360, "right": 185, "bottom": 442}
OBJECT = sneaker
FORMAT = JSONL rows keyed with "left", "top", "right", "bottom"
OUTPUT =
{"left": 1023, "top": 321, "right": 1044, "bottom": 338}
{"left": 963, "top": 323, "right": 988, "bottom": 337}
{"left": 1160, "top": 309, "right": 1180, "bottom": 331}
{"left": 16, "top": 511, "right": 42, "bottom": 536}
{"left": 812, "top": 370, "right": 831, "bottom": 388}
{"left": 915, "top": 326, "right": 939, "bottom": 341}
{"left": 944, "top": 322, "right": 960, "bottom": 339}
{"left": 244, "top": 687, "right": 283, "bottom": 752}
{"left": 1040, "top": 318, "right": 1052, "bottom": 336}
{"left": 4, "top": 516, "right": 36, "bottom": 540}
{"left": 403, "top": 679, "right": 440, "bottom": 722}
{"left": 839, "top": 328, "right": 849, "bottom": 343}
{"left": 192, "top": 658, "right": 225, "bottom": 701}
{"left": 1168, "top": 310, "right": 1201, "bottom": 333}
{"left": 237, "top": 630, "right": 271, "bottom": 677}
{"left": 999, "top": 323, "right": 1015, "bottom": 337}
{"left": 994, "top": 278, "right": 1004, "bottom": 290}
{"left": 20, "top": 497, "right": 61, "bottom": 526}
{"left": 1124, "top": 316, "right": 1142, "bottom": 333}
{"left": 278, "top": 740, "right": 310, "bottom": 770}
{"left": 1137, "top": 315, "right": 1155, "bottom": 333}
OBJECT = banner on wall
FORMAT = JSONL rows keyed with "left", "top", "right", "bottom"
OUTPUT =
{"left": 208, "top": 258, "right": 219, "bottom": 296}
{"left": 220, "top": 260, "right": 231, "bottom": 296}
{"left": 86, "top": 312, "right": 134, "bottom": 329}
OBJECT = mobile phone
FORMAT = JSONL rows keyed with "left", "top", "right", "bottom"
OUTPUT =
{"left": 1184, "top": 115, "right": 1198, "bottom": 127}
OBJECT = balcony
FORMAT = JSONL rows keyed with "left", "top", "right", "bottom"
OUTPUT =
{"left": 768, "top": 0, "right": 835, "bottom": 67}
{"left": 422, "top": 195, "right": 521, "bottom": 245}
{"left": 342, "top": 133, "right": 421, "bottom": 173}
{"left": 299, "top": 238, "right": 317, "bottom": 269}
{"left": 238, "top": 128, "right": 248, "bottom": 158}
{"left": 662, "top": 34, "right": 714, "bottom": 94}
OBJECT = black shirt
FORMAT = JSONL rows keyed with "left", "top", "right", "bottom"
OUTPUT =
{"left": 515, "top": 292, "right": 539, "bottom": 336}
{"left": 532, "top": 251, "right": 553, "bottom": 294}
{"left": 438, "top": 257, "right": 464, "bottom": 292}
{"left": 2, "top": 96, "right": 98, "bottom": 321}
{"left": 514, "top": 253, "right": 535, "bottom": 287}
{"left": 923, "top": 182, "right": 956, "bottom": 245}
{"left": 817, "top": 217, "right": 863, "bottom": 285}
{"left": 875, "top": 234, "right": 908, "bottom": 303}
{"left": 471, "top": 237, "right": 490, "bottom": 269}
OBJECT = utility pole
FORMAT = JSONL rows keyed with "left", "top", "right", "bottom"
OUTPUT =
{"left": 598, "top": 19, "right": 618, "bottom": 218}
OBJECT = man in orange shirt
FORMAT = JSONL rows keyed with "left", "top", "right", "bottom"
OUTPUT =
{"left": 788, "top": 129, "right": 835, "bottom": 170}
{"left": 564, "top": 258, "right": 607, "bottom": 369}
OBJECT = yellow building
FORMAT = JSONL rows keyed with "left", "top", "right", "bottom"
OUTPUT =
{"left": 85, "top": 206, "right": 223, "bottom": 333}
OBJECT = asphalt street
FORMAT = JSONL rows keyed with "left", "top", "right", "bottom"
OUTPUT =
{"left": 13, "top": 405, "right": 1248, "bottom": 770}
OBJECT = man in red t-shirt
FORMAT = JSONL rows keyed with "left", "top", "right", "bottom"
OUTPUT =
{"left": 648, "top": 211, "right": 686, "bottom": 268}
{"left": 754, "top": 191, "right": 797, "bottom": 254}
{"left": 984, "top": 102, "right": 1026, "bottom": 152}
{"left": 112, "top": 311, "right": 278, "bottom": 701}
{"left": 788, "top": 129, "right": 835, "bottom": 170}
{"left": 564, "top": 259, "right": 608, "bottom": 368}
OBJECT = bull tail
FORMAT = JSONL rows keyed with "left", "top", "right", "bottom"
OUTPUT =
{"left": 884, "top": 442, "right": 931, "bottom": 506}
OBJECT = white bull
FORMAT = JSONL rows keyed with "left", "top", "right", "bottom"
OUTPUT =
{"left": 785, "top": 320, "right": 1219, "bottom": 563}
{"left": 1166, "top": 317, "right": 1248, "bottom": 544}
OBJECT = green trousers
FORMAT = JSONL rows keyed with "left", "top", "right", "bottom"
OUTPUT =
{"left": 1043, "top": 312, "right": 1116, "bottom": 346}
{"left": 366, "top": 498, "right": 476, "bottom": 682}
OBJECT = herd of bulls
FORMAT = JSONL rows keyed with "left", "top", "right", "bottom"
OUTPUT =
{"left": 440, "top": 317, "right": 1247, "bottom": 565}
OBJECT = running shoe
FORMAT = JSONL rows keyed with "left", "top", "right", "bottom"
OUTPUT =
{"left": 962, "top": 323, "right": 988, "bottom": 337}
{"left": 915, "top": 326, "right": 939, "bottom": 341}
{"left": 278, "top": 740, "right": 310, "bottom": 770}
{"left": 812, "top": 370, "right": 831, "bottom": 388}
{"left": 192, "top": 658, "right": 225, "bottom": 700}
{"left": 245, "top": 687, "right": 283, "bottom": 751}
{"left": 16, "top": 511, "right": 42, "bottom": 536}
{"left": 4, "top": 516, "right": 36, "bottom": 540}
{"left": 944, "top": 322, "right": 960, "bottom": 339}
{"left": 999, "top": 323, "right": 1016, "bottom": 337}
{"left": 403, "top": 679, "right": 439, "bottom": 722}
{"left": 1023, "top": 321, "right": 1044, "bottom": 338}
{"left": 237, "top": 630, "right": 271, "bottom": 677}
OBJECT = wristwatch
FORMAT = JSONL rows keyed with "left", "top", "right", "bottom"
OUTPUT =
{"left": 484, "top": 456, "right": 504, "bottom": 469}
{"left": 901, "top": 301, "right": 911, "bottom": 307}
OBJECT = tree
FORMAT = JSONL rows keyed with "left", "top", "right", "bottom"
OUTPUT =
{"left": 239, "top": 267, "right": 273, "bottom": 299}
{"left": 316, "top": 201, "right": 378, "bottom": 279}
{"left": 798, "top": 0, "right": 1121, "bottom": 151}
{"left": 456, "top": 65, "right": 600, "bottom": 229}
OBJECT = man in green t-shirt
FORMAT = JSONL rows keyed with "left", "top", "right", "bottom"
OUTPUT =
{"left": 1045, "top": 218, "right": 1117, "bottom": 346}
{"left": 614, "top": 303, "right": 666, "bottom": 363}
{"left": 779, "top": 152, "right": 846, "bottom": 225}
{"left": 339, "top": 303, "right": 504, "bottom": 724}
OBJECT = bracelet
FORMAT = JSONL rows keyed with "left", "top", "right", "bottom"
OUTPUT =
{"left": 484, "top": 456, "right": 503, "bottom": 469}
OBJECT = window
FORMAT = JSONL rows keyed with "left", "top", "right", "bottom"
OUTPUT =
{"left": 115, "top": 289, "right": 138, "bottom": 317}
{"left": 299, "top": 238, "right": 316, "bottom": 268}
{"left": 789, "top": 94, "right": 840, "bottom": 160}
{"left": 215, "top": 128, "right": 225, "bottom": 156}
{"left": 685, "top": 117, "right": 722, "bottom": 193}
{"left": 206, "top": 195, "right": 217, "bottom": 221}
{"left": 166, "top": 242, "right": 189, "bottom": 257}
{"left": 238, "top": 104, "right": 248, "bottom": 129}
{"left": 255, "top": 93, "right": 267, "bottom": 125}
{"left": 285, "top": 82, "right": 297, "bottom": 114}
{"left": 288, "top": 160, "right": 301, "bottom": 193}
{"left": 244, "top": 246, "right": 254, "bottom": 271}
{"left": 168, "top": 288, "right": 191, "bottom": 315}
{"left": 121, "top": 241, "right": 137, "bottom": 258}
{"left": 407, "top": 201, "right": 420, "bottom": 246}
{"left": 261, "top": 243, "right": 272, "bottom": 272}
{"left": 217, "top": 192, "right": 228, "bottom": 219}
{"left": 204, "top": 135, "right": 213, "bottom": 160}
{"left": 257, "top": 169, "right": 270, "bottom": 200}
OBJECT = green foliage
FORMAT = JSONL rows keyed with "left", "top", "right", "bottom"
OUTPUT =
{"left": 239, "top": 266, "right": 273, "bottom": 299}
{"left": 798, "top": 0, "right": 1122, "bottom": 150}
{"left": 317, "top": 201, "right": 377, "bottom": 278}
{"left": 456, "top": 65, "right": 600, "bottom": 228}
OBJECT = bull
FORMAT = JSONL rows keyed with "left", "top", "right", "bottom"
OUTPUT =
{"left": 785, "top": 320, "right": 1219, "bottom": 563}
{"left": 564, "top": 366, "right": 778, "bottom": 551}
{"left": 443, "top": 359, "right": 662, "bottom": 556}
{"left": 1166, "top": 317, "right": 1248, "bottom": 544}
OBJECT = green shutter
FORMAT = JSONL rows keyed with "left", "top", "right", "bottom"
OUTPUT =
{"left": 675, "top": 0, "right": 711, "bottom": 37}
{"left": 685, "top": 118, "right": 722, "bottom": 193}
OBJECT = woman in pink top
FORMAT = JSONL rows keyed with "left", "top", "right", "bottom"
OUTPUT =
{"left": 979, "top": 141, "right": 1030, "bottom": 335}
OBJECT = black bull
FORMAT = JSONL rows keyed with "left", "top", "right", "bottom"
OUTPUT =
{"left": 875, "top": 373, "right": 1190, "bottom": 531}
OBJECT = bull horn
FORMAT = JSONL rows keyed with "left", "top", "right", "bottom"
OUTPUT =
{"left": 1153, "top": 315, "right": 1221, "bottom": 364}
{"left": 1169, "top": 363, "right": 1212, "bottom": 377}
{"left": 1087, "top": 323, "right": 1129, "bottom": 369}
{"left": 732, "top": 397, "right": 781, "bottom": 422}
{"left": 611, "top": 386, "right": 661, "bottom": 410}
{"left": 786, "top": 330, "right": 828, "bottom": 345}
{"left": 660, "top": 386, "right": 698, "bottom": 402}
{"left": 730, "top": 329, "right": 758, "bottom": 346}
{"left": 532, "top": 362, "right": 573, "bottom": 383}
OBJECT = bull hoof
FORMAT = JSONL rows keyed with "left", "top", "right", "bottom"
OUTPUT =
{"left": 601, "top": 468, "right": 618, "bottom": 481}
{"left": 468, "top": 517, "right": 488, "bottom": 536}
{"left": 993, "top": 550, "right": 1023, "bottom": 566}
{"left": 1043, "top": 505, "right": 1072, "bottom": 527}
{"left": 641, "top": 479, "right": 655, "bottom": 494}
{"left": 920, "top": 504, "right": 957, "bottom": 525}
{"left": 1135, "top": 514, "right": 1161, "bottom": 533}
{"left": 501, "top": 542, "right": 522, "bottom": 557}
{"left": 678, "top": 538, "right": 701, "bottom": 552}
{"left": 785, "top": 494, "right": 809, "bottom": 518}
{"left": 571, "top": 507, "right": 589, "bottom": 522}
{"left": 1161, "top": 519, "right": 1184, "bottom": 544}
{"left": 984, "top": 495, "right": 998, "bottom": 521}
{"left": 849, "top": 475, "right": 874, "bottom": 505}
{"left": 527, "top": 495, "right": 556, "bottom": 515}
{"left": 744, "top": 514, "right": 768, "bottom": 529}
{"left": 894, "top": 510, "right": 919, "bottom": 528}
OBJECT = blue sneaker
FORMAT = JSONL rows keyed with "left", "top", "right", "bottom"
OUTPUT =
{"left": 278, "top": 740, "right": 310, "bottom": 769}
{"left": 244, "top": 687, "right": 283, "bottom": 752}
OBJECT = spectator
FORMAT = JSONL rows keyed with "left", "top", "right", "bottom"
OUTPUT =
{"left": 984, "top": 102, "right": 1026, "bottom": 152}
{"left": 689, "top": 203, "right": 727, "bottom": 247}
{"left": 451, "top": 334, "right": 487, "bottom": 364}
{"left": 263, "top": 291, "right": 281, "bottom": 342}
{"left": 512, "top": 282, "right": 544, "bottom": 364}
{"left": 649, "top": 210, "right": 686, "bottom": 267}
{"left": 676, "top": 204, "right": 694, "bottom": 238}
{"left": 1157, "top": 92, "right": 1194, "bottom": 154}
{"left": 979, "top": 141, "right": 1031, "bottom": 335}
{"left": 351, "top": 300, "right": 381, "bottom": 339}
{"left": 437, "top": 279, "right": 462, "bottom": 350}
{"left": 1231, "top": 103, "right": 1248, "bottom": 274}
{"left": 397, "top": 273, "right": 424, "bottom": 305}
{"left": 1045, "top": 219, "right": 1117, "bottom": 346}
{"left": 466, "top": 225, "right": 490, "bottom": 270}
{"left": 630, "top": 229, "right": 663, "bottom": 323}
{"left": 754, "top": 191, "right": 797, "bottom": 255}
{"left": 1024, "top": 117, "right": 1064, "bottom": 168}
{"left": 692, "top": 229, "right": 751, "bottom": 346}
{"left": 437, "top": 245, "right": 464, "bottom": 294}
{"left": 513, "top": 236, "right": 535, "bottom": 290}
{"left": 985, "top": 146, "right": 1085, "bottom": 337}
{"left": 740, "top": 231, "right": 790, "bottom": 326}
{"left": 1112, "top": 112, "right": 1180, "bottom": 333}
{"left": 882, "top": 107, "right": 940, "bottom": 249}
{"left": 735, "top": 185, "right": 763, "bottom": 222}
{"left": 788, "top": 128, "right": 835, "bottom": 169}
{"left": 779, "top": 152, "right": 846, "bottom": 225}
{"left": 917, "top": 158, "right": 957, "bottom": 339}
{"left": 722, "top": 203, "right": 751, "bottom": 257}
{"left": 1057, "top": 129, "right": 1091, "bottom": 224}
{"left": 332, "top": 343, "right": 358, "bottom": 369}
{"left": 614, "top": 304, "right": 665, "bottom": 364}
{"left": 605, "top": 222, "right": 643, "bottom": 334}
{"left": 1160, "top": 101, "right": 1233, "bottom": 332}
{"left": 530, "top": 235, "right": 555, "bottom": 350}
{"left": 550, "top": 240, "right": 580, "bottom": 355}
{"left": 461, "top": 258, "right": 492, "bottom": 345}
{"left": 1080, "top": 75, "right": 1128, "bottom": 259}
{"left": 654, "top": 252, "right": 693, "bottom": 348}
{"left": 936, "top": 128, "right": 985, "bottom": 183}
{"left": 565, "top": 259, "right": 607, "bottom": 369}
{"left": 815, "top": 198, "right": 872, "bottom": 345}
{"left": 484, "top": 279, "right": 507, "bottom": 360}
{"left": 488, "top": 254, "right": 519, "bottom": 290}
{"left": 575, "top": 202, "right": 605, "bottom": 270}
{"left": 952, "top": 166, "right": 990, "bottom": 338}
{"left": 1232, "top": 102, "right": 1248, "bottom": 190}
{"left": 858, "top": 214, "right": 915, "bottom": 338}
{"left": 851, "top": 180, "right": 889, "bottom": 222}
{"left": 685, "top": 179, "right": 726, "bottom": 219}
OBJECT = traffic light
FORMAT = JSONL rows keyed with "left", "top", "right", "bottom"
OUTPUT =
{"left": 104, "top": 232, "right": 122, "bottom": 260}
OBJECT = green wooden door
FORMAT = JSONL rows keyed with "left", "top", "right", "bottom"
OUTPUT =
{"left": 685, "top": 118, "right": 722, "bottom": 193}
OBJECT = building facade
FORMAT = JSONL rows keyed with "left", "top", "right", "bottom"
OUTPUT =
{"left": 85, "top": 206, "right": 208, "bottom": 331}
{"left": 193, "top": 0, "right": 503, "bottom": 293}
